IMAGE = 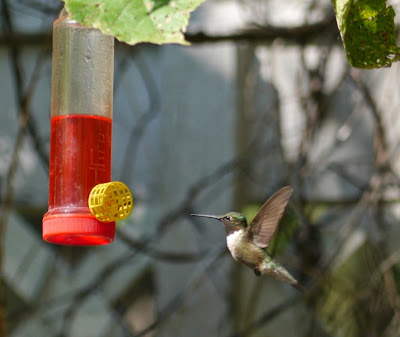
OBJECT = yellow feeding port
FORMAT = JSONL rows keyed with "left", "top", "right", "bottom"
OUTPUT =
{"left": 89, "top": 182, "right": 133, "bottom": 222}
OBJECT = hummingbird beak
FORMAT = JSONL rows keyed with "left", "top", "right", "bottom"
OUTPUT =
{"left": 191, "top": 214, "right": 221, "bottom": 221}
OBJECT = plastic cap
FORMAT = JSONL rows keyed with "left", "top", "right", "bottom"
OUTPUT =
{"left": 43, "top": 214, "right": 115, "bottom": 245}
{"left": 89, "top": 182, "right": 133, "bottom": 222}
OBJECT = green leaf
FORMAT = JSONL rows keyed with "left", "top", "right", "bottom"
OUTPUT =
{"left": 64, "top": 0, "right": 206, "bottom": 45}
{"left": 332, "top": 0, "right": 400, "bottom": 68}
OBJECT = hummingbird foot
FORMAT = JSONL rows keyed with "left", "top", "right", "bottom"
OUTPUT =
{"left": 254, "top": 268, "right": 261, "bottom": 277}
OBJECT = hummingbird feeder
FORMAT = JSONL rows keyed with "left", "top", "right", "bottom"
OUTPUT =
{"left": 42, "top": 9, "right": 133, "bottom": 246}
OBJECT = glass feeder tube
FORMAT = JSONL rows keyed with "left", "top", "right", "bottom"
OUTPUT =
{"left": 42, "top": 8, "right": 115, "bottom": 245}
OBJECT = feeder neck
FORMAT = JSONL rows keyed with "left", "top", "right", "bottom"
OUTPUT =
{"left": 51, "top": 8, "right": 114, "bottom": 119}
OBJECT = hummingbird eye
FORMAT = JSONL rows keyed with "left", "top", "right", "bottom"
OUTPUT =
{"left": 225, "top": 216, "right": 232, "bottom": 221}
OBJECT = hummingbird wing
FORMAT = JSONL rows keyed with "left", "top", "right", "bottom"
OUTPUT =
{"left": 248, "top": 186, "right": 293, "bottom": 249}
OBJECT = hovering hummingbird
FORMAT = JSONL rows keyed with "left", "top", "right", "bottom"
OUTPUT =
{"left": 192, "top": 186, "right": 303, "bottom": 291}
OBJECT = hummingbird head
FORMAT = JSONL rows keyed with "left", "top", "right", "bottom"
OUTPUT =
{"left": 191, "top": 212, "right": 247, "bottom": 235}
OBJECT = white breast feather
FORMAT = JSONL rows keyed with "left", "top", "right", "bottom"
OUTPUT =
{"left": 226, "top": 229, "right": 244, "bottom": 259}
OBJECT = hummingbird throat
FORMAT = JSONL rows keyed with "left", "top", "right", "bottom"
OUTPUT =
{"left": 226, "top": 229, "right": 244, "bottom": 257}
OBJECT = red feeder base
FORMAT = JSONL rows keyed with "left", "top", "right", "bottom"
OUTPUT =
{"left": 43, "top": 215, "right": 115, "bottom": 246}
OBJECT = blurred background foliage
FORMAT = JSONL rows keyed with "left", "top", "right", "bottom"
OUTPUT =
{"left": 1, "top": 0, "right": 400, "bottom": 336}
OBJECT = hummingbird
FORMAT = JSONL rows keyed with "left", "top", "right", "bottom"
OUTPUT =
{"left": 191, "top": 186, "right": 303, "bottom": 291}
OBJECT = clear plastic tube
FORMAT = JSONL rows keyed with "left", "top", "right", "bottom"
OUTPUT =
{"left": 43, "top": 8, "right": 115, "bottom": 245}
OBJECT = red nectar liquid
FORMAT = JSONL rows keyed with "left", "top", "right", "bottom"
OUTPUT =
{"left": 43, "top": 114, "right": 114, "bottom": 245}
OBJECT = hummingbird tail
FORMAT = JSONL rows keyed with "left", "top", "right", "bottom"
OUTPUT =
{"left": 260, "top": 257, "right": 303, "bottom": 291}
{"left": 291, "top": 281, "right": 305, "bottom": 292}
